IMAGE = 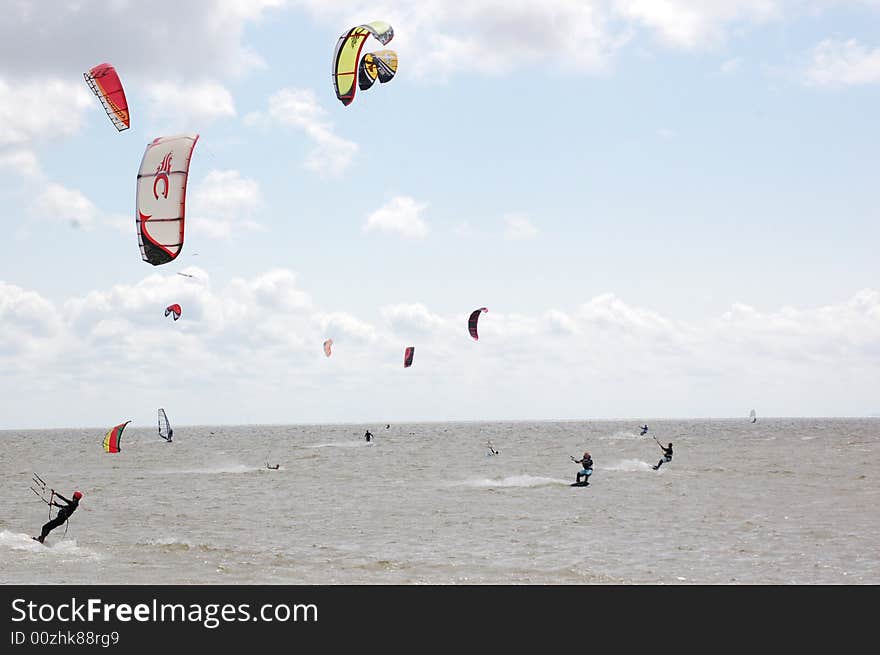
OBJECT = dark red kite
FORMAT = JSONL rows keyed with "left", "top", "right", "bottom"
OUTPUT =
{"left": 165, "top": 304, "right": 182, "bottom": 321}
{"left": 468, "top": 307, "right": 488, "bottom": 341}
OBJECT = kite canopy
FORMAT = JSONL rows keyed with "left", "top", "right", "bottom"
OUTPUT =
{"left": 136, "top": 134, "right": 199, "bottom": 266}
{"left": 102, "top": 421, "right": 130, "bottom": 453}
{"left": 358, "top": 49, "right": 398, "bottom": 91}
{"left": 468, "top": 307, "right": 488, "bottom": 341}
{"left": 83, "top": 63, "right": 130, "bottom": 131}
{"left": 404, "top": 346, "right": 415, "bottom": 368}
{"left": 323, "top": 338, "right": 333, "bottom": 357}
{"left": 165, "top": 304, "right": 182, "bottom": 321}
{"left": 332, "top": 21, "right": 395, "bottom": 106}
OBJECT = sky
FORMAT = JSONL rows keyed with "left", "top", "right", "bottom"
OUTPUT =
{"left": 1, "top": 0, "right": 878, "bottom": 429}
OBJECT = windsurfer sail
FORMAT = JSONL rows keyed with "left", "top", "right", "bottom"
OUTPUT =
{"left": 749, "top": 409, "right": 757, "bottom": 423}
{"left": 158, "top": 408, "right": 173, "bottom": 442}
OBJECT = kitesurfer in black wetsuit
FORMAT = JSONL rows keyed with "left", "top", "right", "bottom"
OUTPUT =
{"left": 35, "top": 490, "right": 81, "bottom": 543}
{"left": 364, "top": 429, "right": 373, "bottom": 443}
{"left": 640, "top": 424, "right": 649, "bottom": 435}
{"left": 487, "top": 440, "right": 499, "bottom": 456}
{"left": 653, "top": 442, "right": 673, "bottom": 470}
{"left": 571, "top": 452, "right": 593, "bottom": 484}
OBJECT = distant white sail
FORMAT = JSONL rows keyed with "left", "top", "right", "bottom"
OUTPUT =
{"left": 749, "top": 409, "right": 757, "bottom": 423}
{"left": 158, "top": 408, "right": 173, "bottom": 442}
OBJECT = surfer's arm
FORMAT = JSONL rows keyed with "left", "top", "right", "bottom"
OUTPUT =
{"left": 52, "top": 491, "right": 71, "bottom": 504}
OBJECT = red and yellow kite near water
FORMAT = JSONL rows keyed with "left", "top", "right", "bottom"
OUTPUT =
{"left": 102, "top": 421, "right": 130, "bottom": 454}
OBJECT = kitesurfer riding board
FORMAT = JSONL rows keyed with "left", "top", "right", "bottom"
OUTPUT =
{"left": 570, "top": 452, "right": 593, "bottom": 486}
{"left": 33, "top": 490, "right": 82, "bottom": 544}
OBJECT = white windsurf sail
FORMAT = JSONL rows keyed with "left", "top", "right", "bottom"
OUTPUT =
{"left": 158, "top": 408, "right": 173, "bottom": 442}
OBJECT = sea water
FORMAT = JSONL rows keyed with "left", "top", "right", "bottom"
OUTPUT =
{"left": 1, "top": 418, "right": 877, "bottom": 584}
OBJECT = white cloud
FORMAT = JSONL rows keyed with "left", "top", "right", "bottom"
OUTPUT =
{"left": 14, "top": 174, "right": 136, "bottom": 233}
{"left": 292, "top": 0, "right": 860, "bottom": 77}
{"left": 381, "top": 303, "right": 447, "bottom": 334}
{"left": 188, "top": 169, "right": 265, "bottom": 239}
{"left": 246, "top": 268, "right": 312, "bottom": 311}
{"left": 503, "top": 213, "right": 538, "bottom": 240}
{"left": 32, "top": 183, "right": 100, "bottom": 230}
{"left": 246, "top": 88, "right": 358, "bottom": 176}
{"left": 146, "top": 80, "right": 237, "bottom": 125}
{"left": 720, "top": 56, "right": 743, "bottom": 73}
{"left": 0, "top": 149, "right": 41, "bottom": 179}
{"left": 0, "top": 0, "right": 285, "bottom": 79}
{"left": 545, "top": 309, "right": 579, "bottom": 335}
{"left": 296, "top": 0, "right": 621, "bottom": 77}
{"left": 613, "top": 0, "right": 781, "bottom": 50}
{"left": 187, "top": 216, "right": 265, "bottom": 240}
{"left": 805, "top": 38, "right": 880, "bottom": 86}
{"left": 191, "top": 170, "right": 262, "bottom": 218}
{"left": 364, "top": 196, "right": 429, "bottom": 239}
{"left": 2, "top": 276, "right": 879, "bottom": 426}
{"left": 0, "top": 77, "right": 92, "bottom": 147}
{"left": 317, "top": 311, "right": 378, "bottom": 343}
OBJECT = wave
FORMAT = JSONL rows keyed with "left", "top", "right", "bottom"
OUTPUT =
{"left": 606, "top": 430, "right": 643, "bottom": 440}
{"left": 0, "top": 530, "right": 100, "bottom": 560}
{"left": 156, "top": 464, "right": 263, "bottom": 475}
{"left": 138, "top": 536, "right": 211, "bottom": 552}
{"left": 602, "top": 459, "right": 656, "bottom": 472}
{"left": 455, "top": 475, "right": 571, "bottom": 489}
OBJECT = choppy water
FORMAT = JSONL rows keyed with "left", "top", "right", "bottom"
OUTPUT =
{"left": 1, "top": 419, "right": 877, "bottom": 584}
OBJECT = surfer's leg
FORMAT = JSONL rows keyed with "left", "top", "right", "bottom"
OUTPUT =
{"left": 38, "top": 516, "right": 63, "bottom": 542}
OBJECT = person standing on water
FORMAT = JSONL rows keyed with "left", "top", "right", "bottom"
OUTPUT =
{"left": 653, "top": 441, "right": 673, "bottom": 470}
{"left": 34, "top": 490, "right": 81, "bottom": 543}
{"left": 364, "top": 429, "right": 373, "bottom": 443}
{"left": 571, "top": 452, "right": 593, "bottom": 484}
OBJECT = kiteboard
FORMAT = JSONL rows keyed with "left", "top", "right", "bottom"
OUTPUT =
{"left": 31, "top": 537, "right": 46, "bottom": 545}
{"left": 570, "top": 481, "right": 590, "bottom": 487}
